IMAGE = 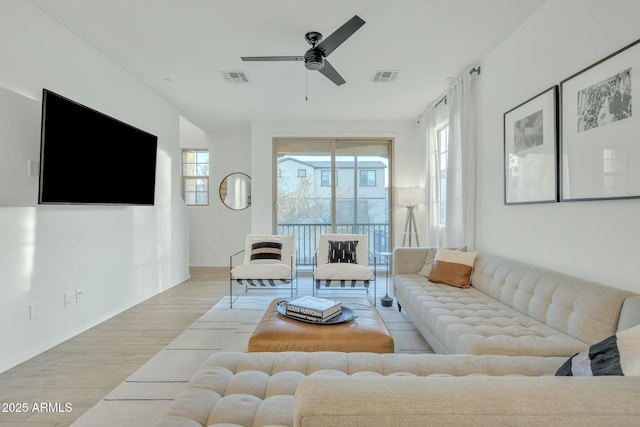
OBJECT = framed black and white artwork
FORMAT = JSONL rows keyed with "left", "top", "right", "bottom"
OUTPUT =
{"left": 503, "top": 86, "right": 558, "bottom": 205}
{"left": 560, "top": 38, "right": 640, "bottom": 201}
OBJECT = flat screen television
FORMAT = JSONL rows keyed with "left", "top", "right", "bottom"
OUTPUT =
{"left": 38, "top": 89, "right": 158, "bottom": 205}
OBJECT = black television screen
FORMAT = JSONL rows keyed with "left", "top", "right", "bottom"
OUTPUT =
{"left": 39, "top": 89, "right": 158, "bottom": 205}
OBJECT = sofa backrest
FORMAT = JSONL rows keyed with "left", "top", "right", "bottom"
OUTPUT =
{"left": 471, "top": 254, "right": 637, "bottom": 345}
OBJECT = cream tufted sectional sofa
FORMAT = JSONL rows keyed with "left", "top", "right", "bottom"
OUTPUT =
{"left": 393, "top": 249, "right": 640, "bottom": 356}
{"left": 156, "top": 252, "right": 640, "bottom": 426}
{"left": 156, "top": 351, "right": 640, "bottom": 427}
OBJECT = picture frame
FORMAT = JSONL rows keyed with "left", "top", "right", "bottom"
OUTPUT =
{"left": 560, "top": 38, "right": 640, "bottom": 201}
{"left": 503, "top": 86, "right": 558, "bottom": 205}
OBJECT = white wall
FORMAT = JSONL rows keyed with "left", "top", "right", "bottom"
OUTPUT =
{"left": 251, "top": 119, "right": 423, "bottom": 248}
{"left": 475, "top": 0, "right": 640, "bottom": 293}
{"left": 185, "top": 127, "right": 252, "bottom": 266}
{"left": 0, "top": 1, "right": 189, "bottom": 372}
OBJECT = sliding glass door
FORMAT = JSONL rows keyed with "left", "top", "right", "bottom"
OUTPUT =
{"left": 274, "top": 138, "right": 392, "bottom": 267}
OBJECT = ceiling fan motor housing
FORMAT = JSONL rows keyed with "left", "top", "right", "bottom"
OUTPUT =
{"left": 304, "top": 49, "right": 324, "bottom": 70}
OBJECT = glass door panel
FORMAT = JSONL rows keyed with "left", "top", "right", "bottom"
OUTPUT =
{"left": 275, "top": 139, "right": 392, "bottom": 268}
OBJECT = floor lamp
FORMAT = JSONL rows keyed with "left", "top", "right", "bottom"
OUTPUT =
{"left": 398, "top": 187, "right": 424, "bottom": 247}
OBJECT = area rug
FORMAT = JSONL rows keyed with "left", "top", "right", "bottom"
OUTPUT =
{"left": 71, "top": 295, "right": 431, "bottom": 426}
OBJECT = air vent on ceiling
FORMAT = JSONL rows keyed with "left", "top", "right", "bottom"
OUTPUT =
{"left": 372, "top": 70, "right": 399, "bottom": 83}
{"left": 221, "top": 72, "right": 249, "bottom": 83}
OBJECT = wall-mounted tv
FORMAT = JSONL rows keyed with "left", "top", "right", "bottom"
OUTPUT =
{"left": 39, "top": 89, "right": 158, "bottom": 205}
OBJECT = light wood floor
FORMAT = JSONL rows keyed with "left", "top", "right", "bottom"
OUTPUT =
{"left": 0, "top": 267, "right": 229, "bottom": 427}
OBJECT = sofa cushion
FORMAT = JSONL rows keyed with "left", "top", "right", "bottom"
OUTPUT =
{"left": 428, "top": 249, "right": 477, "bottom": 288}
{"left": 394, "top": 273, "right": 589, "bottom": 356}
{"left": 555, "top": 324, "right": 640, "bottom": 376}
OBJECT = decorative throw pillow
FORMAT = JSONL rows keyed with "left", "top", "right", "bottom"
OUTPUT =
{"left": 428, "top": 248, "right": 477, "bottom": 288}
{"left": 417, "top": 248, "right": 438, "bottom": 277}
{"left": 328, "top": 240, "right": 358, "bottom": 264}
{"left": 250, "top": 241, "right": 283, "bottom": 264}
{"left": 555, "top": 324, "right": 640, "bottom": 376}
{"left": 417, "top": 247, "right": 467, "bottom": 278}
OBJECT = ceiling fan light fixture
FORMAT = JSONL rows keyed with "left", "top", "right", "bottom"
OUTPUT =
{"left": 304, "top": 50, "right": 324, "bottom": 71}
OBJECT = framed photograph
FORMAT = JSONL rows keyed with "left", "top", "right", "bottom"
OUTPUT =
{"left": 504, "top": 86, "right": 558, "bottom": 205}
{"left": 560, "top": 38, "right": 640, "bottom": 201}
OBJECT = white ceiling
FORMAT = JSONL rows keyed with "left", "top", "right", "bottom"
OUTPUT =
{"left": 31, "top": 0, "right": 546, "bottom": 133}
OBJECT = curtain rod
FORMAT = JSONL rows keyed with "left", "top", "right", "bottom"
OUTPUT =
{"left": 417, "top": 66, "right": 481, "bottom": 122}
{"left": 434, "top": 66, "right": 481, "bottom": 109}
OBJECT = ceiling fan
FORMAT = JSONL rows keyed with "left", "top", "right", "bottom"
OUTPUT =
{"left": 241, "top": 15, "right": 365, "bottom": 86}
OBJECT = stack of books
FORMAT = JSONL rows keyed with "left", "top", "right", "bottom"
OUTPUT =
{"left": 286, "top": 296, "right": 342, "bottom": 323}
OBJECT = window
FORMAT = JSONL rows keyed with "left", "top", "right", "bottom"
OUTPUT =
{"left": 359, "top": 170, "right": 376, "bottom": 186}
{"left": 320, "top": 170, "right": 331, "bottom": 186}
{"left": 182, "top": 149, "right": 209, "bottom": 206}
{"left": 437, "top": 126, "right": 449, "bottom": 225}
{"left": 297, "top": 168, "right": 307, "bottom": 177}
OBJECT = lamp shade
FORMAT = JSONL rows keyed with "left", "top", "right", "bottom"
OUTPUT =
{"left": 397, "top": 186, "right": 425, "bottom": 205}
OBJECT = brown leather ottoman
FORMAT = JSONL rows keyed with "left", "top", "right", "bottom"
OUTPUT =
{"left": 248, "top": 298, "right": 394, "bottom": 353}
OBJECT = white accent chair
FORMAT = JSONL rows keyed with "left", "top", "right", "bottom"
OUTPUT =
{"left": 229, "top": 234, "right": 297, "bottom": 308}
{"left": 313, "top": 233, "right": 376, "bottom": 305}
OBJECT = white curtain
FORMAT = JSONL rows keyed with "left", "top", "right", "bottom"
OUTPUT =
{"left": 421, "top": 104, "right": 445, "bottom": 246}
{"left": 423, "top": 71, "right": 476, "bottom": 248}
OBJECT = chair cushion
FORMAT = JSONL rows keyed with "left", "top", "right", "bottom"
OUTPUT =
{"left": 231, "top": 263, "right": 291, "bottom": 280}
{"left": 314, "top": 263, "right": 374, "bottom": 281}
{"left": 328, "top": 240, "right": 358, "bottom": 263}
{"left": 318, "top": 234, "right": 369, "bottom": 267}
{"left": 250, "top": 241, "right": 283, "bottom": 264}
{"left": 243, "top": 234, "right": 295, "bottom": 267}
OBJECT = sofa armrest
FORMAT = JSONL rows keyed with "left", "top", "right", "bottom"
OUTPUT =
{"left": 392, "top": 247, "right": 429, "bottom": 275}
{"left": 618, "top": 296, "right": 640, "bottom": 331}
{"left": 294, "top": 376, "right": 640, "bottom": 427}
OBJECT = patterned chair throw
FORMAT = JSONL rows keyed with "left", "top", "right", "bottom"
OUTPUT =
{"left": 313, "top": 234, "right": 376, "bottom": 304}
{"left": 229, "top": 234, "right": 297, "bottom": 308}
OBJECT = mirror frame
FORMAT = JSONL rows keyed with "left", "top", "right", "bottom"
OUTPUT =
{"left": 219, "top": 172, "right": 251, "bottom": 210}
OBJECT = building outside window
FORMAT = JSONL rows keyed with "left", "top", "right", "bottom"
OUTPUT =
{"left": 320, "top": 170, "right": 331, "bottom": 186}
{"left": 297, "top": 168, "right": 307, "bottom": 177}
{"left": 182, "top": 149, "right": 209, "bottom": 206}
{"left": 359, "top": 170, "right": 376, "bottom": 186}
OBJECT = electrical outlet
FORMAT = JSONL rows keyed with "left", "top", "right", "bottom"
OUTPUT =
{"left": 76, "top": 288, "right": 84, "bottom": 303}
{"left": 29, "top": 303, "right": 40, "bottom": 321}
{"left": 64, "top": 291, "right": 74, "bottom": 308}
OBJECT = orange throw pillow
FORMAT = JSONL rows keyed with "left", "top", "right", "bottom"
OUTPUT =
{"left": 428, "top": 249, "right": 477, "bottom": 288}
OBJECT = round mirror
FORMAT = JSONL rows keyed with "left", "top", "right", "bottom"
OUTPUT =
{"left": 219, "top": 173, "right": 251, "bottom": 210}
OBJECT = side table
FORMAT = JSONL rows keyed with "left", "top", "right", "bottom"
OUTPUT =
{"left": 378, "top": 251, "right": 394, "bottom": 307}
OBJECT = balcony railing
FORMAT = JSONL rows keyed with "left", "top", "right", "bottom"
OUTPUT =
{"left": 277, "top": 223, "right": 390, "bottom": 266}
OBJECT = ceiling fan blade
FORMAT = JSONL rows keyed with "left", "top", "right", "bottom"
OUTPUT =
{"left": 315, "top": 15, "right": 365, "bottom": 57}
{"left": 241, "top": 56, "right": 304, "bottom": 61}
{"left": 318, "top": 59, "right": 346, "bottom": 86}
